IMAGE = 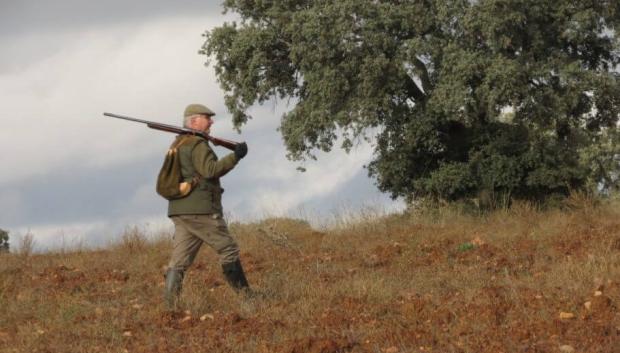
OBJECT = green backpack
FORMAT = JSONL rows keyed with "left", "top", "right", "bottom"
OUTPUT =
{"left": 156, "top": 136, "right": 199, "bottom": 200}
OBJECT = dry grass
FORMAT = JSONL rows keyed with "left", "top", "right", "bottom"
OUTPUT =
{"left": 1, "top": 197, "right": 619, "bottom": 353}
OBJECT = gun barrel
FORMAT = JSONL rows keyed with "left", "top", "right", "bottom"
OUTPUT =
{"left": 104, "top": 112, "right": 182, "bottom": 132}
{"left": 103, "top": 112, "right": 149, "bottom": 124}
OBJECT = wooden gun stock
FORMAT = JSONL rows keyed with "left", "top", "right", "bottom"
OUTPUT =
{"left": 103, "top": 112, "right": 242, "bottom": 152}
{"left": 206, "top": 136, "right": 239, "bottom": 150}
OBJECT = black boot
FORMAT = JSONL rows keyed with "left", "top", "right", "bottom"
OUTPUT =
{"left": 164, "top": 268, "right": 184, "bottom": 309}
{"left": 222, "top": 259, "right": 251, "bottom": 294}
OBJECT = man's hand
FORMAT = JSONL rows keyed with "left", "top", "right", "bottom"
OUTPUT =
{"left": 234, "top": 142, "right": 248, "bottom": 160}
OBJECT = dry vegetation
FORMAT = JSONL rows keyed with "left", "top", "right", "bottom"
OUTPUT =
{"left": 1, "top": 196, "right": 619, "bottom": 353}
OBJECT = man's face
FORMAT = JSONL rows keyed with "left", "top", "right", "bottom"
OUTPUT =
{"left": 191, "top": 114, "right": 214, "bottom": 133}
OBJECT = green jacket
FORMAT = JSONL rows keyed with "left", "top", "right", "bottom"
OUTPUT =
{"left": 167, "top": 135, "right": 239, "bottom": 216}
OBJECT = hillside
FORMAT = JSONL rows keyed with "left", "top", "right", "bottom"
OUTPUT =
{"left": 1, "top": 198, "right": 619, "bottom": 353}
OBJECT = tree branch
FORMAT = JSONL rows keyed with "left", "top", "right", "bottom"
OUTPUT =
{"left": 404, "top": 77, "right": 426, "bottom": 102}
{"left": 412, "top": 57, "right": 432, "bottom": 94}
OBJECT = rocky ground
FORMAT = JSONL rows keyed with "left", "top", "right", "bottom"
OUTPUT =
{"left": 1, "top": 199, "right": 619, "bottom": 352}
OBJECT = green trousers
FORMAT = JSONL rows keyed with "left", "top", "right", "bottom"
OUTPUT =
{"left": 167, "top": 214, "right": 240, "bottom": 271}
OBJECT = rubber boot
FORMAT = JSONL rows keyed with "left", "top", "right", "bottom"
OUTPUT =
{"left": 164, "top": 268, "right": 184, "bottom": 310}
{"left": 222, "top": 259, "right": 251, "bottom": 295}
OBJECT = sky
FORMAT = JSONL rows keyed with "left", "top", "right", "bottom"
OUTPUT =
{"left": 0, "top": 0, "right": 405, "bottom": 251}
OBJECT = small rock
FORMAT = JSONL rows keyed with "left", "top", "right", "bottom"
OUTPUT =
{"left": 471, "top": 236, "right": 486, "bottom": 246}
{"left": 123, "top": 331, "right": 132, "bottom": 337}
{"left": 200, "top": 314, "right": 214, "bottom": 321}
{"left": 559, "top": 345, "right": 575, "bottom": 353}
{"left": 584, "top": 301, "right": 592, "bottom": 310}
{"left": 559, "top": 312, "right": 575, "bottom": 320}
{"left": 384, "top": 347, "right": 399, "bottom": 353}
{"left": 131, "top": 304, "right": 143, "bottom": 310}
{"left": 179, "top": 316, "right": 192, "bottom": 323}
{"left": 594, "top": 290, "right": 603, "bottom": 297}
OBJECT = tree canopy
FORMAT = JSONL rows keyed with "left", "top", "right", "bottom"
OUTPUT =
{"left": 202, "top": 0, "right": 620, "bottom": 204}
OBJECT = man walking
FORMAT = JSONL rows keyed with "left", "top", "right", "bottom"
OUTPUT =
{"left": 164, "top": 103, "right": 251, "bottom": 308}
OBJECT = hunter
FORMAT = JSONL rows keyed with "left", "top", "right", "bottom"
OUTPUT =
{"left": 164, "top": 103, "right": 251, "bottom": 308}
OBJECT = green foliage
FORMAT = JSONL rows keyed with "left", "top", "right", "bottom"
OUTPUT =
{"left": 203, "top": 0, "right": 620, "bottom": 203}
{"left": 0, "top": 228, "right": 9, "bottom": 253}
{"left": 457, "top": 242, "right": 476, "bottom": 252}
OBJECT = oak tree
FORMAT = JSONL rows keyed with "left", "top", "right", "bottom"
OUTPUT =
{"left": 202, "top": 0, "right": 620, "bottom": 204}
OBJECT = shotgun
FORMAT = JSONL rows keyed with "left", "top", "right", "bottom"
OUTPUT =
{"left": 102, "top": 112, "right": 241, "bottom": 151}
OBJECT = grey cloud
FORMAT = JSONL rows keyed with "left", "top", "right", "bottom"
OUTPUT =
{"left": 0, "top": 0, "right": 224, "bottom": 36}
{"left": 227, "top": 166, "right": 398, "bottom": 225}
{"left": 0, "top": 156, "right": 165, "bottom": 228}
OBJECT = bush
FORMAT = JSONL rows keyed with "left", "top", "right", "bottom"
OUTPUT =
{"left": 0, "top": 228, "right": 9, "bottom": 253}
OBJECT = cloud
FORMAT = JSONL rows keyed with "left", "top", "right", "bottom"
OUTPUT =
{"left": 0, "top": 17, "right": 227, "bottom": 185}
{"left": 0, "top": 0, "right": 223, "bottom": 37}
{"left": 235, "top": 138, "right": 376, "bottom": 216}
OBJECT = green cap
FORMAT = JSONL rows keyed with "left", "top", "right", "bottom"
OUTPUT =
{"left": 184, "top": 104, "right": 215, "bottom": 117}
